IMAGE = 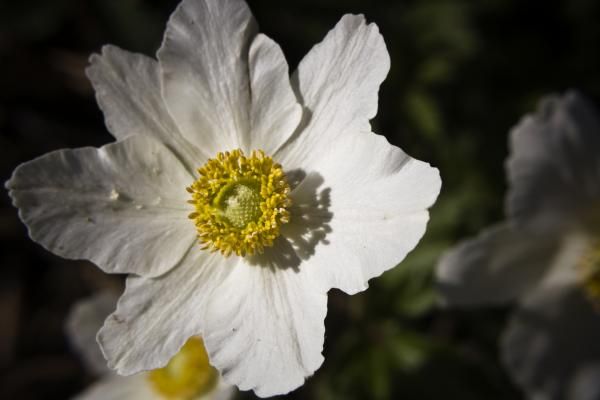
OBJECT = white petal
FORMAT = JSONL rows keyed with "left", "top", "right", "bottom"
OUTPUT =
{"left": 158, "top": 0, "right": 257, "bottom": 154}
{"left": 277, "top": 14, "right": 390, "bottom": 169}
{"left": 74, "top": 373, "right": 159, "bottom": 400}
{"left": 97, "top": 250, "right": 237, "bottom": 376}
{"left": 506, "top": 91, "right": 600, "bottom": 232}
{"left": 86, "top": 45, "right": 206, "bottom": 171}
{"left": 6, "top": 135, "right": 195, "bottom": 277}
{"left": 202, "top": 255, "right": 326, "bottom": 397}
{"left": 501, "top": 286, "right": 600, "bottom": 400}
{"left": 285, "top": 132, "right": 440, "bottom": 295}
{"left": 100, "top": 243, "right": 325, "bottom": 398}
{"left": 66, "top": 291, "right": 119, "bottom": 376}
{"left": 435, "top": 223, "right": 559, "bottom": 306}
{"left": 248, "top": 34, "right": 302, "bottom": 154}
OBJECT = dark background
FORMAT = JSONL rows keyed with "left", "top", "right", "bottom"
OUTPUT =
{"left": 1, "top": 0, "right": 599, "bottom": 399}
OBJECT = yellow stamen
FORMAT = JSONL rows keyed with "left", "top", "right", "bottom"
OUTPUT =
{"left": 577, "top": 240, "right": 600, "bottom": 307}
{"left": 187, "top": 149, "right": 291, "bottom": 257}
{"left": 148, "top": 338, "right": 218, "bottom": 400}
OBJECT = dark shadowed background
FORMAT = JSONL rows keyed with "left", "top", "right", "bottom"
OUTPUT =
{"left": 1, "top": 0, "right": 599, "bottom": 399}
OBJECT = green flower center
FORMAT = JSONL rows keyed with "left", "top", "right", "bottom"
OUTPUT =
{"left": 214, "top": 179, "right": 262, "bottom": 229}
{"left": 187, "top": 149, "right": 291, "bottom": 257}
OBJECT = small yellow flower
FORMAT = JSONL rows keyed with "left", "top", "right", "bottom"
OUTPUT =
{"left": 67, "top": 292, "right": 234, "bottom": 400}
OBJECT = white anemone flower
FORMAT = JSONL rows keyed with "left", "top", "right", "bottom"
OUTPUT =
{"left": 7, "top": 0, "right": 440, "bottom": 396}
{"left": 67, "top": 291, "right": 235, "bottom": 400}
{"left": 436, "top": 91, "right": 600, "bottom": 400}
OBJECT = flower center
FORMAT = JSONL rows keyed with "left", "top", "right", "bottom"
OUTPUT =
{"left": 215, "top": 179, "right": 262, "bottom": 229}
{"left": 187, "top": 149, "right": 291, "bottom": 257}
{"left": 147, "top": 337, "right": 218, "bottom": 400}
{"left": 576, "top": 240, "right": 600, "bottom": 307}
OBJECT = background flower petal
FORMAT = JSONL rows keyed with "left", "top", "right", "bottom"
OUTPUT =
{"left": 6, "top": 135, "right": 195, "bottom": 278}
{"left": 501, "top": 286, "right": 600, "bottom": 400}
{"left": 201, "top": 259, "right": 326, "bottom": 398}
{"left": 158, "top": 0, "right": 257, "bottom": 155}
{"left": 86, "top": 45, "right": 206, "bottom": 171}
{"left": 208, "top": 380, "right": 238, "bottom": 400}
{"left": 506, "top": 91, "right": 600, "bottom": 233}
{"left": 66, "top": 290, "right": 118, "bottom": 376}
{"left": 247, "top": 33, "right": 302, "bottom": 155}
{"left": 567, "top": 365, "right": 600, "bottom": 400}
{"left": 74, "top": 374, "right": 159, "bottom": 400}
{"left": 436, "top": 223, "right": 558, "bottom": 306}
{"left": 277, "top": 14, "right": 390, "bottom": 169}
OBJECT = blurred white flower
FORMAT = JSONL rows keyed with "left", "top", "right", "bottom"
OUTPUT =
{"left": 7, "top": 0, "right": 440, "bottom": 396}
{"left": 436, "top": 91, "right": 600, "bottom": 400}
{"left": 67, "top": 291, "right": 234, "bottom": 400}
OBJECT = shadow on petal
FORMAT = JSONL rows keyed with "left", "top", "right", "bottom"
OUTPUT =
{"left": 248, "top": 171, "right": 332, "bottom": 271}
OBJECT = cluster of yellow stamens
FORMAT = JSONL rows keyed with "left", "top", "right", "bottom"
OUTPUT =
{"left": 577, "top": 241, "right": 600, "bottom": 307}
{"left": 147, "top": 337, "right": 218, "bottom": 399}
{"left": 187, "top": 149, "right": 291, "bottom": 257}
